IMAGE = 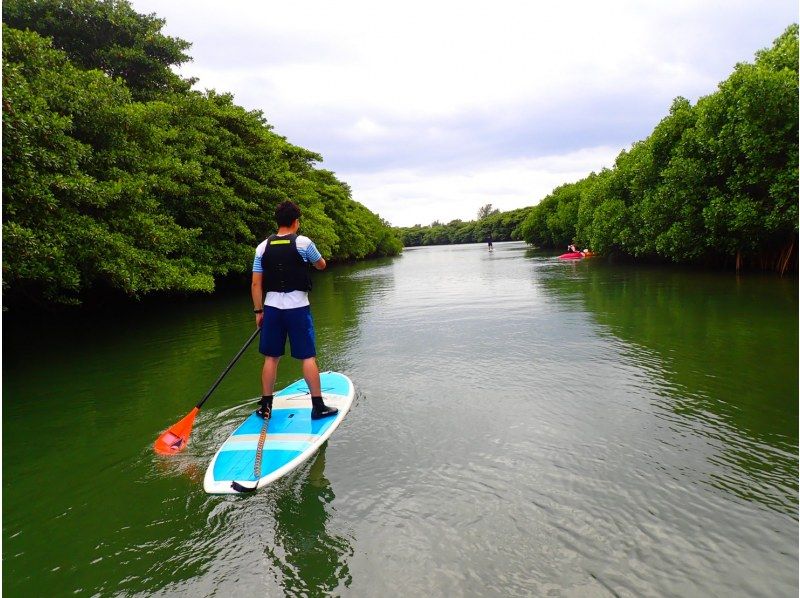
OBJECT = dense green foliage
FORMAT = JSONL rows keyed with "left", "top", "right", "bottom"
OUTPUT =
{"left": 519, "top": 25, "right": 798, "bottom": 271}
{"left": 2, "top": 1, "right": 401, "bottom": 307}
{"left": 3, "top": 0, "right": 192, "bottom": 100}
{"left": 396, "top": 207, "right": 532, "bottom": 247}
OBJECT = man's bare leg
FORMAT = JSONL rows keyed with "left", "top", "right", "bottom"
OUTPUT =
{"left": 302, "top": 357, "right": 322, "bottom": 396}
{"left": 262, "top": 356, "right": 281, "bottom": 395}
{"left": 303, "top": 357, "right": 338, "bottom": 419}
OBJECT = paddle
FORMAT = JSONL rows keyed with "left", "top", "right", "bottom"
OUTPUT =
{"left": 154, "top": 327, "right": 261, "bottom": 455}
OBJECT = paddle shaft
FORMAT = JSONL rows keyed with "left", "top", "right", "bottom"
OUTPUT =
{"left": 195, "top": 327, "right": 261, "bottom": 410}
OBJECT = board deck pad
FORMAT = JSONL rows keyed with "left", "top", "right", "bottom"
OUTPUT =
{"left": 203, "top": 371, "right": 354, "bottom": 494}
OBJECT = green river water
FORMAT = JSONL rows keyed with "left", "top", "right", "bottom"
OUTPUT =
{"left": 3, "top": 241, "right": 797, "bottom": 597}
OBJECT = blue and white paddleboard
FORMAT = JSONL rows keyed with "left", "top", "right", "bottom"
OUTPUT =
{"left": 203, "top": 371, "right": 354, "bottom": 494}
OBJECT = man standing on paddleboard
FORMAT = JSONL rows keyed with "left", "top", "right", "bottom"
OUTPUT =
{"left": 251, "top": 200, "right": 338, "bottom": 421}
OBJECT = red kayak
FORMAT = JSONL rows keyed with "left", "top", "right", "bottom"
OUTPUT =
{"left": 558, "top": 251, "right": 584, "bottom": 259}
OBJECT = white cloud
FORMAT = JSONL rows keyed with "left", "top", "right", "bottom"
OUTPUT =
{"left": 131, "top": 0, "right": 797, "bottom": 225}
{"left": 345, "top": 117, "right": 393, "bottom": 141}
{"left": 342, "top": 145, "right": 622, "bottom": 226}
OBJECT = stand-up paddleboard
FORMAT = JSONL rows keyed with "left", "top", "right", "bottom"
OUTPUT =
{"left": 204, "top": 371, "right": 354, "bottom": 494}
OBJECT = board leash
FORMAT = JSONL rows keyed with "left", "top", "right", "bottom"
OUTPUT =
{"left": 229, "top": 384, "right": 335, "bottom": 493}
{"left": 230, "top": 406, "right": 270, "bottom": 493}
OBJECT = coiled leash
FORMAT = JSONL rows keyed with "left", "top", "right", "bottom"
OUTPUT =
{"left": 230, "top": 404, "right": 270, "bottom": 493}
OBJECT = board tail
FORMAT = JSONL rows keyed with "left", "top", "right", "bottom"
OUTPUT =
{"left": 230, "top": 481, "right": 259, "bottom": 493}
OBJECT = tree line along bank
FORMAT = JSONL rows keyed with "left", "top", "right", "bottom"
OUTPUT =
{"left": 2, "top": 0, "right": 402, "bottom": 310}
{"left": 4, "top": 1, "right": 795, "bottom": 318}
{"left": 397, "top": 25, "right": 798, "bottom": 275}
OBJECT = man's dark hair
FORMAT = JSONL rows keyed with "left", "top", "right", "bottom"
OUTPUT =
{"left": 275, "top": 201, "right": 302, "bottom": 227}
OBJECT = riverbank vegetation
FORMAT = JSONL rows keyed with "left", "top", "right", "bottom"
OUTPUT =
{"left": 396, "top": 205, "right": 532, "bottom": 247}
{"left": 518, "top": 25, "right": 798, "bottom": 273}
{"left": 396, "top": 26, "right": 798, "bottom": 274}
{"left": 2, "top": 0, "right": 402, "bottom": 309}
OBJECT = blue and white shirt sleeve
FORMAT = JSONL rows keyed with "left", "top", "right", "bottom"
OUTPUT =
{"left": 252, "top": 239, "right": 268, "bottom": 273}
{"left": 296, "top": 236, "right": 322, "bottom": 263}
{"left": 253, "top": 236, "right": 321, "bottom": 271}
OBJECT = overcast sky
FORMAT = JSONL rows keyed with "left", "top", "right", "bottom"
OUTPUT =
{"left": 130, "top": 0, "right": 796, "bottom": 226}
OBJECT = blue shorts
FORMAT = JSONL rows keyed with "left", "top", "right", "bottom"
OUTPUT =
{"left": 259, "top": 305, "right": 317, "bottom": 359}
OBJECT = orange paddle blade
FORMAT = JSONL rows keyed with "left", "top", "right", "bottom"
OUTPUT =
{"left": 154, "top": 407, "right": 200, "bottom": 455}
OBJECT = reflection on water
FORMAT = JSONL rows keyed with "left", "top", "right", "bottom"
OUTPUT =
{"left": 267, "top": 446, "right": 354, "bottom": 595}
{"left": 3, "top": 242, "right": 797, "bottom": 597}
{"left": 331, "top": 244, "right": 797, "bottom": 597}
{"left": 537, "top": 260, "right": 798, "bottom": 516}
{"left": 1, "top": 275, "right": 372, "bottom": 597}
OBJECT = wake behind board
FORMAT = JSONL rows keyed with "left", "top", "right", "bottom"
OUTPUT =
{"left": 203, "top": 371, "right": 354, "bottom": 494}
